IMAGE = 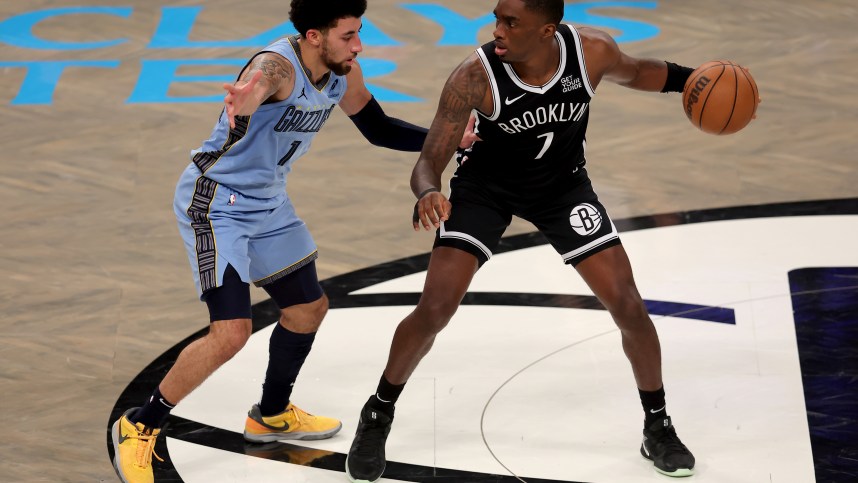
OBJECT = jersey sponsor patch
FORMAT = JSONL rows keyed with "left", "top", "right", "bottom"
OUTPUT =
{"left": 561, "top": 75, "right": 582, "bottom": 93}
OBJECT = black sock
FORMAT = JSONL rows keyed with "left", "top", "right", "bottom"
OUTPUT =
{"left": 259, "top": 324, "right": 316, "bottom": 416}
{"left": 131, "top": 386, "right": 175, "bottom": 429}
{"left": 639, "top": 386, "right": 667, "bottom": 426}
{"left": 367, "top": 374, "right": 405, "bottom": 417}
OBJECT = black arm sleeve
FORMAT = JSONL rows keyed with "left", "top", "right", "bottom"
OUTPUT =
{"left": 661, "top": 61, "right": 695, "bottom": 93}
{"left": 348, "top": 96, "right": 428, "bottom": 151}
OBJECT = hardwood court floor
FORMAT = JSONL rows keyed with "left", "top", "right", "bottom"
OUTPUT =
{"left": 0, "top": 1, "right": 856, "bottom": 481}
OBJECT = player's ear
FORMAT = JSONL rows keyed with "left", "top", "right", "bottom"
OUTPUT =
{"left": 306, "top": 28, "right": 323, "bottom": 47}
{"left": 542, "top": 23, "right": 556, "bottom": 39}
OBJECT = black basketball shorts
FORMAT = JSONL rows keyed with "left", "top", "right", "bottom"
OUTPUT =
{"left": 434, "top": 173, "right": 621, "bottom": 266}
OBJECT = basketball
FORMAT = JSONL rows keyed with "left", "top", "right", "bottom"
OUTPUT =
{"left": 682, "top": 60, "right": 759, "bottom": 135}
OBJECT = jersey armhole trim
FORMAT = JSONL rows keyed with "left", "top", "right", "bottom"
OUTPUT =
{"left": 475, "top": 48, "right": 501, "bottom": 121}
{"left": 565, "top": 24, "right": 596, "bottom": 97}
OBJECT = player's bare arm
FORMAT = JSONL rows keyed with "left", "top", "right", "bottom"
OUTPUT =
{"left": 340, "top": 60, "right": 431, "bottom": 152}
{"left": 222, "top": 52, "right": 296, "bottom": 128}
{"left": 411, "top": 54, "right": 490, "bottom": 231}
{"left": 579, "top": 27, "right": 668, "bottom": 92}
{"left": 339, "top": 61, "right": 373, "bottom": 115}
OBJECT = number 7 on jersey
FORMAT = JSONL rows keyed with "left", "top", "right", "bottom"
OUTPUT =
{"left": 535, "top": 132, "right": 554, "bottom": 159}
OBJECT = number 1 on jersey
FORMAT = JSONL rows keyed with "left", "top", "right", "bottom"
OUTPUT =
{"left": 535, "top": 132, "right": 554, "bottom": 160}
{"left": 278, "top": 140, "right": 302, "bottom": 166}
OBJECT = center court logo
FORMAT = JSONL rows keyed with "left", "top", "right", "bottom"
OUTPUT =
{"left": 107, "top": 199, "right": 858, "bottom": 482}
{"left": 106, "top": 210, "right": 740, "bottom": 482}
{"left": 569, "top": 203, "right": 602, "bottom": 235}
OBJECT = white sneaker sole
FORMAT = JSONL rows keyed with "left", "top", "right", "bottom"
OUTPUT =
{"left": 243, "top": 422, "right": 343, "bottom": 443}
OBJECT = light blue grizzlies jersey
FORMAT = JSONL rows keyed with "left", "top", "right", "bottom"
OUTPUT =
{"left": 190, "top": 36, "right": 347, "bottom": 199}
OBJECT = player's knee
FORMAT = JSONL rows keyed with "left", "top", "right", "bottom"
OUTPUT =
{"left": 414, "top": 299, "right": 459, "bottom": 333}
{"left": 315, "top": 293, "right": 330, "bottom": 320}
{"left": 209, "top": 319, "right": 252, "bottom": 359}
{"left": 280, "top": 293, "right": 329, "bottom": 332}
{"left": 602, "top": 286, "right": 649, "bottom": 324}
{"left": 294, "top": 293, "right": 329, "bottom": 323}
{"left": 221, "top": 333, "right": 250, "bottom": 358}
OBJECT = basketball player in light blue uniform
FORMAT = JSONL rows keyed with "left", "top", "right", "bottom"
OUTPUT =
{"left": 111, "top": 2, "right": 432, "bottom": 481}
{"left": 175, "top": 37, "right": 344, "bottom": 297}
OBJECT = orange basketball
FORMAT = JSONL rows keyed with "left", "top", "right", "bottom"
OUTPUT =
{"left": 682, "top": 60, "right": 759, "bottom": 135}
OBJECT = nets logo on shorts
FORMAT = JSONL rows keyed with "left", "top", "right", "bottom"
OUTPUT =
{"left": 569, "top": 203, "right": 602, "bottom": 236}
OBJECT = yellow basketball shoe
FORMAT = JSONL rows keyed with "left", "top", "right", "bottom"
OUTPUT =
{"left": 111, "top": 409, "right": 163, "bottom": 483}
{"left": 244, "top": 403, "right": 342, "bottom": 443}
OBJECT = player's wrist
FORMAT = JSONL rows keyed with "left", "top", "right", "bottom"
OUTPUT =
{"left": 417, "top": 187, "right": 440, "bottom": 200}
{"left": 661, "top": 61, "right": 694, "bottom": 93}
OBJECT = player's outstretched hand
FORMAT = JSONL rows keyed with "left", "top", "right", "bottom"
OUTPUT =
{"left": 412, "top": 191, "right": 452, "bottom": 231}
{"left": 223, "top": 70, "right": 264, "bottom": 129}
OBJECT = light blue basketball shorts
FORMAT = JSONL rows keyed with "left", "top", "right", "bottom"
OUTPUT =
{"left": 173, "top": 164, "right": 317, "bottom": 298}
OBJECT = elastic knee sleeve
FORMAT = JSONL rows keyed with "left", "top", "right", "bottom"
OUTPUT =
{"left": 262, "top": 260, "right": 324, "bottom": 308}
{"left": 202, "top": 264, "right": 252, "bottom": 322}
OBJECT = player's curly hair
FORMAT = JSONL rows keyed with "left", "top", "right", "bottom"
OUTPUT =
{"left": 522, "top": 0, "right": 564, "bottom": 26}
{"left": 289, "top": 0, "right": 368, "bottom": 37}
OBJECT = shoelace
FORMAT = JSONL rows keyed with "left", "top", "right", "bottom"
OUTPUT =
{"left": 353, "top": 419, "right": 388, "bottom": 456}
{"left": 260, "top": 406, "right": 311, "bottom": 430}
{"left": 289, "top": 406, "right": 308, "bottom": 427}
{"left": 653, "top": 427, "right": 689, "bottom": 455}
{"left": 133, "top": 430, "right": 164, "bottom": 468}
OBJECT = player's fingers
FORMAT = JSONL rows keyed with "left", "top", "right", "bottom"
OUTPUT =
{"left": 226, "top": 110, "right": 236, "bottom": 129}
{"left": 430, "top": 194, "right": 451, "bottom": 227}
{"left": 413, "top": 199, "right": 427, "bottom": 230}
{"left": 418, "top": 201, "right": 437, "bottom": 231}
{"left": 423, "top": 202, "right": 437, "bottom": 230}
{"left": 412, "top": 201, "right": 421, "bottom": 231}
{"left": 752, "top": 97, "right": 762, "bottom": 120}
{"left": 440, "top": 200, "right": 452, "bottom": 221}
{"left": 457, "top": 116, "right": 472, "bottom": 149}
{"left": 460, "top": 115, "right": 482, "bottom": 149}
{"left": 465, "top": 114, "right": 476, "bottom": 133}
{"left": 247, "top": 70, "right": 263, "bottom": 88}
{"left": 419, "top": 210, "right": 432, "bottom": 231}
{"left": 432, "top": 199, "right": 447, "bottom": 226}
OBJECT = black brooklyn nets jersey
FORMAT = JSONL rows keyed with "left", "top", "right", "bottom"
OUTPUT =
{"left": 458, "top": 24, "right": 595, "bottom": 192}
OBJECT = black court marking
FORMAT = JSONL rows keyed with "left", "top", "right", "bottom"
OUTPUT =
{"left": 332, "top": 292, "right": 735, "bottom": 324}
{"left": 789, "top": 268, "right": 858, "bottom": 482}
{"left": 108, "top": 197, "right": 858, "bottom": 482}
{"left": 166, "top": 414, "right": 582, "bottom": 483}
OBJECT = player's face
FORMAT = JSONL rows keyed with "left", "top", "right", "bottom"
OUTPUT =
{"left": 321, "top": 16, "right": 363, "bottom": 76}
{"left": 492, "top": 0, "right": 552, "bottom": 64}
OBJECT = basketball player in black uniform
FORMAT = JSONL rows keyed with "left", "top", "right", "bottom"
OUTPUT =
{"left": 346, "top": 0, "right": 699, "bottom": 481}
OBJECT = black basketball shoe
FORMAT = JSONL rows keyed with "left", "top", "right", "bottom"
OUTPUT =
{"left": 346, "top": 398, "right": 394, "bottom": 483}
{"left": 640, "top": 415, "right": 695, "bottom": 477}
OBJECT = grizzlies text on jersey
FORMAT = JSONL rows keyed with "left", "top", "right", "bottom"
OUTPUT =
{"left": 189, "top": 36, "right": 347, "bottom": 199}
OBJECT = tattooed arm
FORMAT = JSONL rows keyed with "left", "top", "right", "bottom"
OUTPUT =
{"left": 222, "top": 52, "right": 296, "bottom": 128}
{"left": 411, "top": 53, "right": 491, "bottom": 230}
